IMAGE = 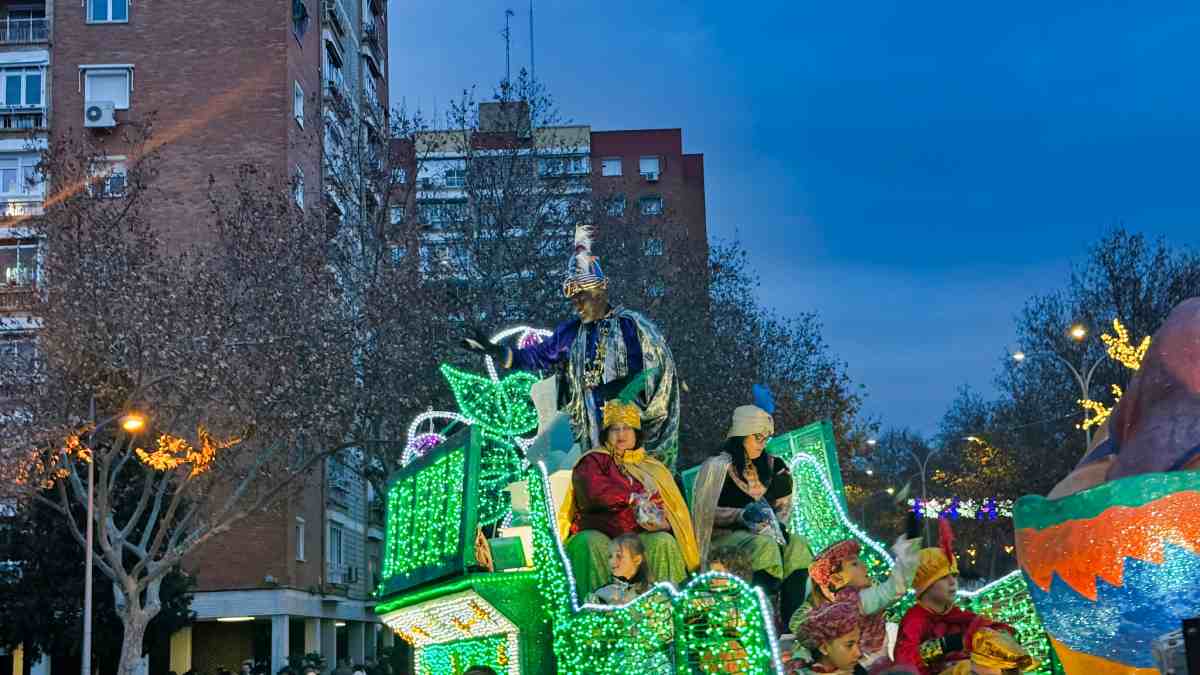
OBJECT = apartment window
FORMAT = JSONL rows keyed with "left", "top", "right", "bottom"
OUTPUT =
{"left": 537, "top": 157, "right": 563, "bottom": 177}
{"left": 606, "top": 193, "right": 626, "bottom": 217}
{"left": 389, "top": 205, "right": 405, "bottom": 225}
{"left": 0, "top": 334, "right": 36, "bottom": 367}
{"left": 640, "top": 195, "right": 663, "bottom": 216}
{"left": 89, "top": 158, "right": 126, "bottom": 198}
{"left": 1, "top": 241, "right": 37, "bottom": 287}
{"left": 328, "top": 523, "right": 344, "bottom": 567}
{"left": 639, "top": 156, "right": 661, "bottom": 177}
{"left": 566, "top": 156, "right": 589, "bottom": 175}
{"left": 389, "top": 243, "right": 406, "bottom": 266}
{"left": 643, "top": 238, "right": 665, "bottom": 257}
{"left": 82, "top": 67, "right": 132, "bottom": 110}
{"left": 443, "top": 167, "right": 466, "bottom": 189}
{"left": 0, "top": 153, "right": 41, "bottom": 198}
{"left": 295, "top": 517, "right": 306, "bottom": 562}
{"left": 88, "top": 0, "right": 128, "bottom": 23}
{"left": 419, "top": 201, "right": 466, "bottom": 227}
{"left": 392, "top": 167, "right": 407, "bottom": 184}
{"left": 1, "top": 67, "right": 42, "bottom": 108}
{"left": 293, "top": 81, "right": 304, "bottom": 127}
{"left": 601, "top": 157, "right": 622, "bottom": 177}
{"left": 293, "top": 167, "right": 305, "bottom": 208}
{"left": 292, "top": 0, "right": 310, "bottom": 38}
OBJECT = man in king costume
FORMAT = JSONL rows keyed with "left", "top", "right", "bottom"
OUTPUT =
{"left": 464, "top": 225, "right": 682, "bottom": 467}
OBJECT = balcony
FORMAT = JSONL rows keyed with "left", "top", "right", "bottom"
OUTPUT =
{"left": 0, "top": 284, "right": 34, "bottom": 311}
{"left": 326, "top": 561, "right": 358, "bottom": 586}
{"left": 0, "top": 17, "right": 47, "bottom": 44}
{"left": 362, "top": 23, "right": 384, "bottom": 71}
{"left": 0, "top": 106, "right": 44, "bottom": 132}
{"left": 322, "top": 0, "right": 349, "bottom": 37}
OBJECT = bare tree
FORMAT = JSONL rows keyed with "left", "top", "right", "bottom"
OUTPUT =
{"left": 0, "top": 127, "right": 357, "bottom": 675}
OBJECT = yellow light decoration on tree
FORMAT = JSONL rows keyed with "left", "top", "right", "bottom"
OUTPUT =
{"left": 134, "top": 426, "right": 241, "bottom": 476}
{"left": 1101, "top": 318, "right": 1151, "bottom": 371}
{"left": 1077, "top": 319, "right": 1149, "bottom": 430}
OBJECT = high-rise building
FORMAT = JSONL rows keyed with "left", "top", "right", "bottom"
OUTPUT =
{"left": 0, "top": 0, "right": 391, "bottom": 672}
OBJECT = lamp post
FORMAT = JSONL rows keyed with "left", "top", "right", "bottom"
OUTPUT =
{"left": 902, "top": 443, "right": 943, "bottom": 545}
{"left": 82, "top": 400, "right": 145, "bottom": 675}
{"left": 1012, "top": 323, "right": 1107, "bottom": 450}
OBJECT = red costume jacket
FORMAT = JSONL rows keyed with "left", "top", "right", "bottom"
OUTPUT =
{"left": 570, "top": 452, "right": 664, "bottom": 538}
{"left": 893, "top": 603, "right": 1013, "bottom": 675}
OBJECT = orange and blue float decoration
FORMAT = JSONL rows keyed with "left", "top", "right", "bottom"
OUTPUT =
{"left": 1014, "top": 469, "right": 1200, "bottom": 674}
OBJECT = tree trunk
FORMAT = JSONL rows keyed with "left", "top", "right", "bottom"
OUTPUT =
{"left": 117, "top": 610, "right": 149, "bottom": 675}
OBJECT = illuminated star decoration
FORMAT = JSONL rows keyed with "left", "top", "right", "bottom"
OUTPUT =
{"left": 1078, "top": 319, "right": 1151, "bottom": 431}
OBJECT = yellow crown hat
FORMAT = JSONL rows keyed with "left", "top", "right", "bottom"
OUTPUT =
{"left": 914, "top": 517, "right": 959, "bottom": 594}
{"left": 600, "top": 367, "right": 660, "bottom": 431}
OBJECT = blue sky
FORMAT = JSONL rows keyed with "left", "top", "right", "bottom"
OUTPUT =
{"left": 389, "top": 0, "right": 1200, "bottom": 434}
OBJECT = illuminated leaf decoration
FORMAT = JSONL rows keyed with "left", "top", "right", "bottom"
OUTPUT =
{"left": 440, "top": 364, "right": 538, "bottom": 437}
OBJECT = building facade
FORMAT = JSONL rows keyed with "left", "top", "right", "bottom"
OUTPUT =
{"left": 0, "top": 0, "right": 391, "bottom": 672}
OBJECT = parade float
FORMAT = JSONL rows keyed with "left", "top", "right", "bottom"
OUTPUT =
{"left": 370, "top": 329, "right": 1058, "bottom": 674}
{"left": 1014, "top": 300, "right": 1200, "bottom": 675}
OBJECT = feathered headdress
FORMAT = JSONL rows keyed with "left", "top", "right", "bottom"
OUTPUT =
{"left": 562, "top": 224, "right": 608, "bottom": 298}
{"left": 601, "top": 368, "right": 658, "bottom": 430}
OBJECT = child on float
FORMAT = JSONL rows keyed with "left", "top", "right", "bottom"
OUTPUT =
{"left": 788, "top": 600, "right": 870, "bottom": 674}
{"left": 788, "top": 534, "right": 920, "bottom": 667}
{"left": 586, "top": 533, "right": 651, "bottom": 605}
{"left": 893, "top": 519, "right": 1035, "bottom": 675}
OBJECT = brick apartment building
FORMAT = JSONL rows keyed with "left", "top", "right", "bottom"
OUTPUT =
{"left": 0, "top": 0, "right": 392, "bottom": 672}
{"left": 393, "top": 110, "right": 709, "bottom": 287}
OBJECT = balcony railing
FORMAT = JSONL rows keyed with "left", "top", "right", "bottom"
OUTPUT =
{"left": 0, "top": 107, "right": 45, "bottom": 131}
{"left": 362, "top": 23, "right": 384, "bottom": 68}
{"left": 322, "top": 0, "right": 349, "bottom": 36}
{"left": 327, "top": 562, "right": 358, "bottom": 585}
{"left": 0, "top": 285, "right": 35, "bottom": 311}
{"left": 0, "top": 18, "right": 48, "bottom": 44}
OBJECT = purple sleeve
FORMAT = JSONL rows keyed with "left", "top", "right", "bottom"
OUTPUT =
{"left": 509, "top": 319, "right": 582, "bottom": 371}
{"left": 620, "top": 317, "right": 644, "bottom": 374}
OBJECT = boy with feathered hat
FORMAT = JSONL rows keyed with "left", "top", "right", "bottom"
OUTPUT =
{"left": 893, "top": 520, "right": 1035, "bottom": 675}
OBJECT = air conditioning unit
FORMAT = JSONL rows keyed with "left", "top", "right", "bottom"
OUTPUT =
{"left": 642, "top": 171, "right": 659, "bottom": 183}
{"left": 84, "top": 101, "right": 116, "bottom": 128}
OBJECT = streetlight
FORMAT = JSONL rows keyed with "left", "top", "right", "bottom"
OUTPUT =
{"left": 1011, "top": 331, "right": 1108, "bottom": 449}
{"left": 885, "top": 487, "right": 895, "bottom": 495}
{"left": 82, "top": 404, "right": 147, "bottom": 675}
{"left": 865, "top": 468, "right": 874, "bottom": 476}
{"left": 901, "top": 443, "right": 943, "bottom": 544}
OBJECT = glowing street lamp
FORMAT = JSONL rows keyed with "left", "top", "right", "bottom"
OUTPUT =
{"left": 1070, "top": 324, "right": 1088, "bottom": 341}
{"left": 886, "top": 487, "right": 895, "bottom": 496}
{"left": 120, "top": 413, "right": 146, "bottom": 433}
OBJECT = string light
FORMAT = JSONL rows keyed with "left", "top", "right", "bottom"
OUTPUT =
{"left": 1101, "top": 318, "right": 1151, "bottom": 372}
{"left": 908, "top": 497, "right": 1015, "bottom": 520}
{"left": 381, "top": 447, "right": 468, "bottom": 589}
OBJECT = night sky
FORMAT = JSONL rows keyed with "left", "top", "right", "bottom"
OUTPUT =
{"left": 389, "top": 0, "right": 1200, "bottom": 434}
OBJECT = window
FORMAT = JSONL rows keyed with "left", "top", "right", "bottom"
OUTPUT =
{"left": 293, "top": 81, "right": 304, "bottom": 127}
{"left": 601, "top": 157, "right": 622, "bottom": 177}
{"left": 292, "top": 0, "right": 310, "bottom": 38}
{"left": 389, "top": 243, "right": 406, "bottom": 266}
{"left": 539, "top": 156, "right": 588, "bottom": 177}
{"left": 293, "top": 167, "right": 305, "bottom": 208}
{"left": 639, "top": 156, "right": 661, "bottom": 177}
{"left": 1, "top": 67, "right": 42, "bottom": 108}
{"left": 0, "top": 153, "right": 42, "bottom": 198}
{"left": 0, "top": 334, "right": 36, "bottom": 368}
{"left": 419, "top": 201, "right": 466, "bottom": 226}
{"left": 606, "top": 194, "right": 626, "bottom": 217}
{"left": 444, "top": 167, "right": 466, "bottom": 188}
{"left": 640, "top": 195, "right": 663, "bottom": 216}
{"left": 389, "top": 205, "right": 405, "bottom": 225}
{"left": 89, "top": 158, "right": 126, "bottom": 198}
{"left": 643, "top": 238, "right": 665, "bottom": 257}
{"left": 82, "top": 67, "right": 131, "bottom": 110}
{"left": 0, "top": 241, "right": 37, "bottom": 287}
{"left": 392, "top": 167, "right": 407, "bottom": 184}
{"left": 328, "top": 523, "right": 343, "bottom": 567}
{"left": 88, "top": 0, "right": 128, "bottom": 23}
{"left": 566, "top": 156, "right": 589, "bottom": 175}
{"left": 295, "top": 517, "right": 306, "bottom": 562}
